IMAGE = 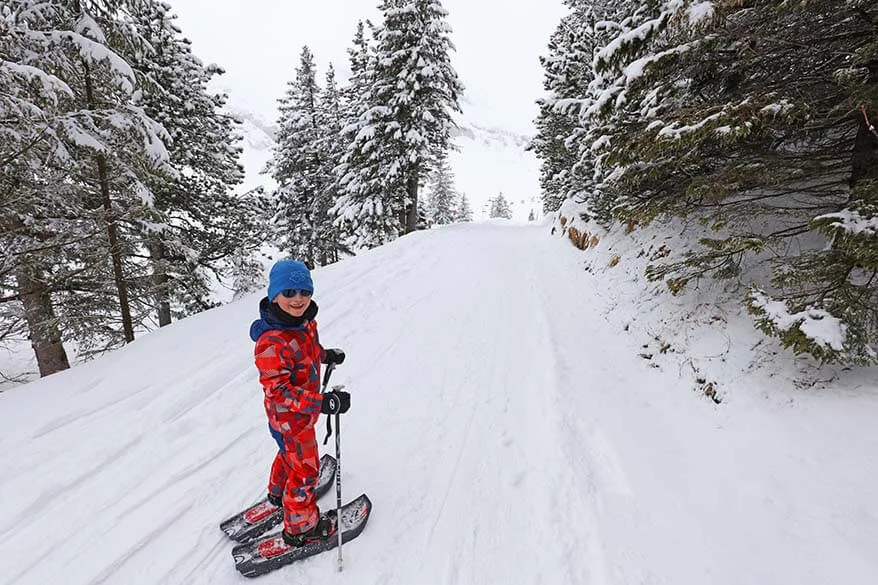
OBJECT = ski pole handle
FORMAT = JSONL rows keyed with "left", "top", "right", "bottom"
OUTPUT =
{"left": 321, "top": 362, "right": 336, "bottom": 392}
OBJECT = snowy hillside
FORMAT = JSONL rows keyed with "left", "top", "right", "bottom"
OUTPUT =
{"left": 450, "top": 118, "right": 542, "bottom": 221}
{"left": 1, "top": 223, "right": 877, "bottom": 585}
{"left": 228, "top": 106, "right": 277, "bottom": 193}
{"left": 225, "top": 97, "right": 541, "bottom": 221}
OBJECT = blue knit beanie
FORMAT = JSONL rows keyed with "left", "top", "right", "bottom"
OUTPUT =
{"left": 267, "top": 259, "right": 314, "bottom": 301}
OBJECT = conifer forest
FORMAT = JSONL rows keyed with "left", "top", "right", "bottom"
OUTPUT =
{"left": 1, "top": 0, "right": 463, "bottom": 376}
{"left": 3, "top": 0, "right": 878, "bottom": 378}
{"left": 532, "top": 0, "right": 878, "bottom": 365}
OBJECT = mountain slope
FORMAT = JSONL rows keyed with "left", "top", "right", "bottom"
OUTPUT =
{"left": 0, "top": 224, "right": 876, "bottom": 585}
{"left": 224, "top": 98, "right": 541, "bottom": 220}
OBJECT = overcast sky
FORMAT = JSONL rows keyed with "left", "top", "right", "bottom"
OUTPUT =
{"left": 166, "top": 0, "right": 566, "bottom": 135}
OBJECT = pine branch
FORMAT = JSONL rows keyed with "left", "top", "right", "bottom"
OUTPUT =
{"left": 0, "top": 125, "right": 51, "bottom": 168}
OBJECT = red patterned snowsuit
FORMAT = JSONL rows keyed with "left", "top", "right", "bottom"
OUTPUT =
{"left": 253, "top": 318, "right": 326, "bottom": 535}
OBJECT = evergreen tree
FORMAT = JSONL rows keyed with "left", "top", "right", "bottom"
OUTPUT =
{"left": 228, "top": 236, "right": 268, "bottom": 301}
{"left": 60, "top": 3, "right": 172, "bottom": 348}
{"left": 1, "top": 4, "right": 73, "bottom": 375}
{"left": 334, "top": 0, "right": 463, "bottom": 247}
{"left": 618, "top": 0, "right": 876, "bottom": 363}
{"left": 427, "top": 155, "right": 458, "bottom": 224}
{"left": 531, "top": 0, "right": 599, "bottom": 216}
{"left": 1, "top": 0, "right": 174, "bottom": 371}
{"left": 314, "top": 63, "right": 348, "bottom": 264}
{"left": 2, "top": 0, "right": 263, "bottom": 374}
{"left": 343, "top": 20, "right": 374, "bottom": 110}
{"left": 456, "top": 193, "right": 473, "bottom": 222}
{"left": 268, "top": 46, "right": 329, "bottom": 267}
{"left": 127, "top": 0, "right": 257, "bottom": 327}
{"left": 489, "top": 193, "right": 513, "bottom": 219}
{"left": 330, "top": 21, "right": 384, "bottom": 250}
{"left": 540, "top": 0, "right": 878, "bottom": 363}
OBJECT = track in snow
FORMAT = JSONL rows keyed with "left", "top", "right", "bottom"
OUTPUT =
{"left": 1, "top": 223, "right": 876, "bottom": 585}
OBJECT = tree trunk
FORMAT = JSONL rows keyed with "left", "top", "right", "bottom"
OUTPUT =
{"left": 3, "top": 209, "right": 70, "bottom": 377}
{"left": 308, "top": 224, "right": 316, "bottom": 268}
{"left": 850, "top": 108, "right": 878, "bottom": 189}
{"left": 15, "top": 265, "right": 70, "bottom": 377}
{"left": 84, "top": 62, "right": 135, "bottom": 342}
{"left": 398, "top": 194, "right": 408, "bottom": 235}
{"left": 148, "top": 238, "right": 172, "bottom": 327}
{"left": 96, "top": 154, "right": 135, "bottom": 342}
{"left": 405, "top": 167, "right": 420, "bottom": 234}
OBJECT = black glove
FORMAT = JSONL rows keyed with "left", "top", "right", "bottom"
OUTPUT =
{"left": 321, "top": 390, "right": 350, "bottom": 415}
{"left": 323, "top": 348, "right": 346, "bottom": 365}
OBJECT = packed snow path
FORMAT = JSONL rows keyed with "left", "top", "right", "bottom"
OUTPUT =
{"left": 1, "top": 223, "right": 876, "bottom": 585}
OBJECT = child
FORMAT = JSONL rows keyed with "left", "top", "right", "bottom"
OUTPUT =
{"left": 249, "top": 259, "right": 350, "bottom": 545}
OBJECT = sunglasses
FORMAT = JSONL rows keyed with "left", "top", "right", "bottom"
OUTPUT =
{"left": 280, "top": 289, "right": 313, "bottom": 298}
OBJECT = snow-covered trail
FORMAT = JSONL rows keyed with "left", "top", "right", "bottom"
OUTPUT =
{"left": 1, "top": 223, "right": 876, "bottom": 585}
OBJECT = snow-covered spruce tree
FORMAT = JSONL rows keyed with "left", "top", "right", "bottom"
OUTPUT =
{"left": 426, "top": 154, "right": 458, "bottom": 224}
{"left": 489, "top": 193, "right": 513, "bottom": 219}
{"left": 587, "top": 0, "right": 878, "bottom": 364}
{"left": 126, "top": 1, "right": 257, "bottom": 327}
{"left": 337, "top": 20, "right": 374, "bottom": 151}
{"left": 1, "top": 0, "right": 172, "bottom": 370}
{"left": 333, "top": 19, "right": 388, "bottom": 248}
{"left": 228, "top": 241, "right": 268, "bottom": 301}
{"left": 456, "top": 193, "right": 473, "bottom": 222}
{"left": 532, "top": 0, "right": 602, "bottom": 217}
{"left": 334, "top": 0, "right": 463, "bottom": 248}
{"left": 227, "top": 185, "right": 275, "bottom": 300}
{"left": 575, "top": 0, "right": 674, "bottom": 226}
{"left": 268, "top": 46, "right": 332, "bottom": 268}
{"left": 312, "top": 63, "right": 348, "bottom": 265}
{"left": 1, "top": 4, "right": 75, "bottom": 375}
{"left": 59, "top": 2, "right": 172, "bottom": 348}
{"left": 342, "top": 19, "right": 375, "bottom": 112}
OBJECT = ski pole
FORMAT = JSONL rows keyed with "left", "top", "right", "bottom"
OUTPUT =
{"left": 334, "top": 394, "right": 343, "bottom": 572}
{"left": 320, "top": 363, "right": 344, "bottom": 570}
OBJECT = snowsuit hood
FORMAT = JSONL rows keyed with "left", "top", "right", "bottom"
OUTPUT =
{"left": 249, "top": 297, "right": 319, "bottom": 342}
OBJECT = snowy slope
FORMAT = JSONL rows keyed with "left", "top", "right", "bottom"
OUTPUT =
{"left": 230, "top": 107, "right": 277, "bottom": 194}
{"left": 1, "top": 224, "right": 877, "bottom": 585}
{"left": 222, "top": 97, "right": 542, "bottom": 221}
{"left": 450, "top": 119, "right": 542, "bottom": 221}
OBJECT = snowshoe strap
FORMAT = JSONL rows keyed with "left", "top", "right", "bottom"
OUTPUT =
{"left": 321, "top": 363, "right": 336, "bottom": 445}
{"left": 323, "top": 413, "right": 333, "bottom": 445}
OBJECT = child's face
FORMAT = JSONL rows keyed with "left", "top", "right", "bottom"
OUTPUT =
{"left": 274, "top": 292, "right": 311, "bottom": 318}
